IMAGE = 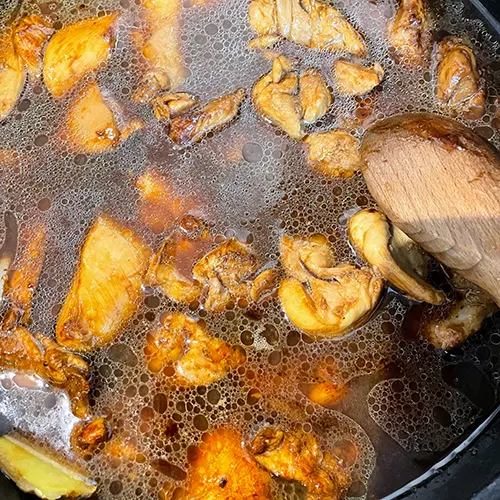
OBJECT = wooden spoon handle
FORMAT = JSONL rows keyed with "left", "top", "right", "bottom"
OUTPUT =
{"left": 361, "top": 113, "right": 500, "bottom": 305}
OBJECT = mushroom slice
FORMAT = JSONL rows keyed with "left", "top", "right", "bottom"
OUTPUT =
{"left": 145, "top": 313, "right": 246, "bottom": 386}
{"left": 56, "top": 215, "right": 151, "bottom": 352}
{"left": 152, "top": 92, "right": 200, "bottom": 121}
{"left": 333, "top": 59, "right": 384, "bottom": 96}
{"left": 65, "top": 82, "right": 143, "bottom": 153}
{"left": 169, "top": 88, "right": 246, "bottom": 147}
{"left": 435, "top": 36, "right": 485, "bottom": 120}
{"left": 388, "top": 0, "right": 431, "bottom": 66}
{"left": 304, "top": 130, "right": 362, "bottom": 178}
{"left": 43, "top": 14, "right": 118, "bottom": 97}
{"left": 247, "top": 426, "right": 351, "bottom": 500}
{"left": 299, "top": 68, "right": 332, "bottom": 124}
{"left": 348, "top": 209, "right": 445, "bottom": 304}
{"left": 253, "top": 56, "right": 303, "bottom": 140}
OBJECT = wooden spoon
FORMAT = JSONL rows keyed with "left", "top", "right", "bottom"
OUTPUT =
{"left": 361, "top": 113, "right": 500, "bottom": 305}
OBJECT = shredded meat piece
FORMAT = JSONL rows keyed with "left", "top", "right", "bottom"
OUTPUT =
{"left": 333, "top": 59, "right": 384, "bottom": 96}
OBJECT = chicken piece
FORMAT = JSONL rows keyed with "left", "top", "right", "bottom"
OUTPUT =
{"left": 304, "top": 381, "right": 349, "bottom": 407}
{"left": 43, "top": 14, "right": 118, "bottom": 97}
{"left": 348, "top": 209, "right": 445, "bottom": 305}
{"left": 169, "top": 88, "right": 246, "bottom": 147}
{"left": 5, "top": 225, "right": 46, "bottom": 325}
{"left": 247, "top": 427, "right": 351, "bottom": 500}
{"left": 71, "top": 418, "right": 109, "bottom": 455}
{"left": 12, "top": 15, "right": 54, "bottom": 79}
{"left": 253, "top": 56, "right": 303, "bottom": 139}
{"left": 192, "top": 238, "right": 259, "bottom": 312}
{"left": 0, "top": 325, "right": 90, "bottom": 418}
{"left": 250, "top": 268, "right": 279, "bottom": 302}
{"left": 152, "top": 92, "right": 200, "bottom": 121}
{"left": 65, "top": 82, "right": 144, "bottom": 154}
{"left": 299, "top": 68, "right": 332, "bottom": 124}
{"left": 145, "top": 313, "right": 245, "bottom": 386}
{"left": 133, "top": 69, "right": 170, "bottom": 105}
{"left": 304, "top": 130, "right": 361, "bottom": 178}
{"left": 249, "top": 0, "right": 366, "bottom": 56}
{"left": 56, "top": 215, "right": 151, "bottom": 352}
{"left": 435, "top": 36, "right": 485, "bottom": 120}
{"left": 104, "top": 435, "right": 139, "bottom": 462}
{"left": 388, "top": 0, "right": 430, "bottom": 66}
{"left": 333, "top": 59, "right": 384, "bottom": 96}
{"left": 184, "top": 428, "right": 271, "bottom": 499}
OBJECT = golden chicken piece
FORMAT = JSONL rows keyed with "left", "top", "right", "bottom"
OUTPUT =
{"left": 348, "top": 209, "right": 445, "bottom": 305}
{"left": 169, "top": 88, "right": 246, "bottom": 147}
{"left": 65, "top": 82, "right": 144, "bottom": 154}
{"left": 249, "top": 0, "right": 366, "bottom": 56}
{"left": 253, "top": 56, "right": 303, "bottom": 139}
{"left": 5, "top": 225, "right": 46, "bottom": 326}
{"left": 152, "top": 92, "right": 200, "bottom": 121}
{"left": 250, "top": 268, "right": 279, "bottom": 303}
{"left": 279, "top": 234, "right": 383, "bottom": 338}
{"left": 304, "top": 130, "right": 362, "bottom": 178}
{"left": 333, "top": 59, "right": 384, "bottom": 96}
{"left": 145, "top": 313, "right": 245, "bottom": 386}
{"left": 56, "top": 215, "right": 151, "bottom": 352}
{"left": 43, "top": 14, "right": 118, "bottom": 97}
{"left": 71, "top": 417, "right": 109, "bottom": 455}
{"left": 305, "top": 381, "right": 349, "bottom": 408}
{"left": 435, "top": 36, "right": 485, "bottom": 120}
{"left": 0, "top": 325, "right": 90, "bottom": 418}
{"left": 184, "top": 427, "right": 271, "bottom": 499}
{"left": 387, "top": 0, "right": 431, "bottom": 66}
{"left": 192, "top": 238, "right": 259, "bottom": 312}
{"left": 299, "top": 68, "right": 332, "bottom": 124}
{"left": 247, "top": 427, "right": 351, "bottom": 500}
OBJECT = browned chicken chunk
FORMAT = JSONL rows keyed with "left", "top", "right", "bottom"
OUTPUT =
{"left": 247, "top": 426, "right": 351, "bottom": 500}
{"left": 299, "top": 68, "right": 332, "bottom": 124}
{"left": 43, "top": 14, "right": 118, "bottom": 97}
{"left": 435, "top": 36, "right": 486, "bottom": 120}
{"left": 183, "top": 427, "right": 272, "bottom": 499}
{"left": 249, "top": 0, "right": 366, "bottom": 56}
{"left": 304, "top": 130, "right": 362, "bottom": 178}
{"left": 388, "top": 0, "right": 431, "bottom": 66}
{"left": 71, "top": 417, "right": 109, "bottom": 455}
{"left": 333, "top": 59, "right": 384, "bottom": 96}
{"left": 145, "top": 313, "right": 245, "bottom": 386}
{"left": 56, "top": 216, "right": 151, "bottom": 352}
{"left": 152, "top": 92, "right": 200, "bottom": 121}
{"left": 0, "top": 325, "right": 90, "bottom": 418}
{"left": 169, "top": 89, "right": 246, "bottom": 147}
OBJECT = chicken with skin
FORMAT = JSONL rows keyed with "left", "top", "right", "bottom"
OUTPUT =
{"left": 247, "top": 426, "right": 351, "bottom": 500}
{"left": 279, "top": 234, "right": 383, "bottom": 338}
{"left": 299, "top": 68, "right": 332, "bottom": 124}
{"left": 145, "top": 313, "right": 246, "bottom": 386}
{"left": 333, "top": 59, "right": 384, "bottom": 96}
{"left": 249, "top": 0, "right": 366, "bottom": 56}
{"left": 43, "top": 14, "right": 118, "bottom": 97}
{"left": 435, "top": 36, "right": 485, "bottom": 120}
{"left": 71, "top": 418, "right": 109, "bottom": 455}
{"left": 304, "top": 130, "right": 362, "bottom": 178}
{"left": 348, "top": 209, "right": 445, "bottom": 304}
{"left": 152, "top": 92, "right": 200, "bottom": 121}
{"left": 388, "top": 0, "right": 431, "bottom": 66}
{"left": 56, "top": 216, "right": 151, "bottom": 352}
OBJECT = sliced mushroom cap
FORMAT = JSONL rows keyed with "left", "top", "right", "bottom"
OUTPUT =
{"left": 348, "top": 208, "right": 445, "bottom": 305}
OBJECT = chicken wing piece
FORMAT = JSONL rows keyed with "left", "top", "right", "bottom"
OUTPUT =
{"left": 43, "top": 14, "right": 118, "bottom": 97}
{"left": 435, "top": 36, "right": 485, "bottom": 120}
{"left": 184, "top": 427, "right": 271, "bottom": 499}
{"left": 0, "top": 325, "right": 90, "bottom": 418}
{"left": 192, "top": 238, "right": 259, "bottom": 312}
{"left": 169, "top": 88, "right": 246, "bottom": 147}
{"left": 247, "top": 427, "right": 351, "bottom": 500}
{"left": 333, "top": 59, "right": 384, "bottom": 96}
{"left": 152, "top": 92, "right": 200, "bottom": 121}
{"left": 304, "top": 130, "right": 362, "bottom": 178}
{"left": 5, "top": 225, "right": 46, "bottom": 326}
{"left": 253, "top": 56, "right": 303, "bottom": 139}
{"left": 56, "top": 215, "right": 151, "bottom": 352}
{"left": 299, "top": 68, "right": 332, "bottom": 124}
{"left": 145, "top": 313, "right": 245, "bottom": 386}
{"left": 388, "top": 0, "right": 431, "bottom": 66}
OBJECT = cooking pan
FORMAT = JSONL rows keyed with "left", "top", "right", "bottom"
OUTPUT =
{"left": 1, "top": 0, "right": 500, "bottom": 499}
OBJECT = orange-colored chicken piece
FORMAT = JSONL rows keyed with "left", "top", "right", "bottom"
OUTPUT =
{"left": 146, "top": 313, "right": 245, "bottom": 386}
{"left": 56, "top": 216, "right": 151, "bottom": 352}
{"left": 184, "top": 428, "right": 272, "bottom": 499}
{"left": 71, "top": 417, "right": 109, "bottom": 455}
